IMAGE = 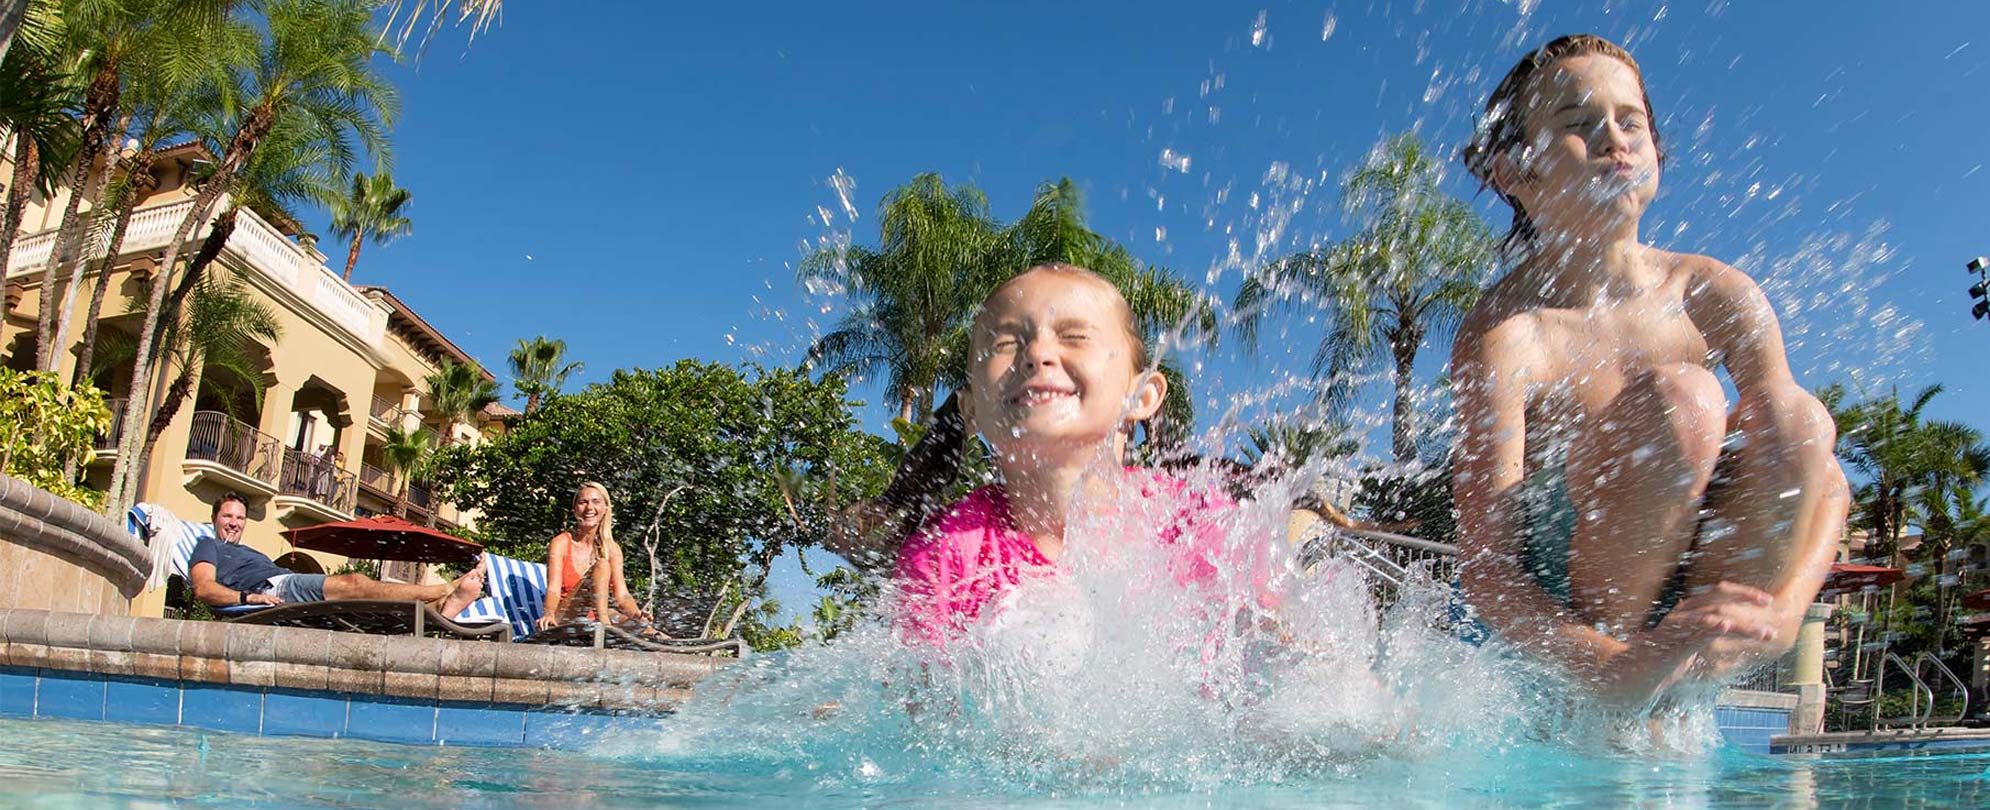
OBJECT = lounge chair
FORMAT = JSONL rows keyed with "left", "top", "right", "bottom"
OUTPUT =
{"left": 125, "top": 503, "right": 511, "bottom": 641}
{"left": 456, "top": 552, "right": 746, "bottom": 657}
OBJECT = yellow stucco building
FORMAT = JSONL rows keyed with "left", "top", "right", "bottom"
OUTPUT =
{"left": 2, "top": 143, "right": 509, "bottom": 617}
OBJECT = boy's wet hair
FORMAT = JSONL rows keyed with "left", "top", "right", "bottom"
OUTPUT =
{"left": 1461, "top": 33, "right": 1666, "bottom": 243}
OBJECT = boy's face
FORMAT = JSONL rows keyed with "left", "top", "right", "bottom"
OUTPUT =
{"left": 964, "top": 271, "right": 1163, "bottom": 458}
{"left": 1501, "top": 54, "right": 1660, "bottom": 236}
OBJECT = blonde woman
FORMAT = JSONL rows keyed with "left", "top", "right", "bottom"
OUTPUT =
{"left": 538, "top": 482, "right": 651, "bottom": 630}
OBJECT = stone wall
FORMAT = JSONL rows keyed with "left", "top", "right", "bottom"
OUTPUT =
{"left": 0, "top": 608, "right": 723, "bottom": 711}
{"left": 0, "top": 475, "right": 148, "bottom": 614}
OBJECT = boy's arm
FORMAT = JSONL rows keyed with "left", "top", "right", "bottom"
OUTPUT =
{"left": 1689, "top": 261, "right": 1801, "bottom": 396}
{"left": 1452, "top": 319, "right": 1637, "bottom": 685}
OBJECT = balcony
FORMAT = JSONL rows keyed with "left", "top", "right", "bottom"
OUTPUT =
{"left": 357, "top": 461, "right": 393, "bottom": 499}
{"left": 180, "top": 411, "right": 281, "bottom": 498}
{"left": 6, "top": 198, "right": 387, "bottom": 347}
{"left": 275, "top": 447, "right": 356, "bottom": 523}
{"left": 91, "top": 398, "right": 128, "bottom": 460}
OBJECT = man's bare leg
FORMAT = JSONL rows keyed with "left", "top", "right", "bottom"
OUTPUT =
{"left": 1564, "top": 363, "right": 1728, "bottom": 634}
{"left": 322, "top": 562, "right": 487, "bottom": 618}
{"left": 1683, "top": 385, "right": 1847, "bottom": 657}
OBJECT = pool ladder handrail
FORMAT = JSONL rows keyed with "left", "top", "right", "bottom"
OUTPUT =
{"left": 1875, "top": 651, "right": 1937, "bottom": 728}
{"left": 1913, "top": 651, "right": 1970, "bottom": 727}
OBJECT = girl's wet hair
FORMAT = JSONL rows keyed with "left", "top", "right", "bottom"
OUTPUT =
{"left": 1461, "top": 33, "right": 1666, "bottom": 243}
{"left": 871, "top": 264, "right": 1156, "bottom": 549}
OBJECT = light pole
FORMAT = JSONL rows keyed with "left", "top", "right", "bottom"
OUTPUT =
{"left": 1969, "top": 257, "right": 1989, "bottom": 322}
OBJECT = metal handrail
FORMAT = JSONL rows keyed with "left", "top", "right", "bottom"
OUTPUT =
{"left": 1877, "top": 651, "right": 1937, "bottom": 728}
{"left": 1914, "top": 652, "right": 1970, "bottom": 726}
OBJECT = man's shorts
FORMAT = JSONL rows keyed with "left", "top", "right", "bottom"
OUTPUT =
{"left": 263, "top": 573, "right": 327, "bottom": 603}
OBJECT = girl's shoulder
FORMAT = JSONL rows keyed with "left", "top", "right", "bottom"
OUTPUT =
{"left": 895, "top": 486, "right": 1011, "bottom": 571}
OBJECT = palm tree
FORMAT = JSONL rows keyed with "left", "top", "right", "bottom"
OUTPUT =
{"left": 0, "top": 22, "right": 79, "bottom": 288}
{"left": 1823, "top": 384, "right": 1989, "bottom": 565}
{"left": 92, "top": 267, "right": 281, "bottom": 454}
{"left": 800, "top": 173, "right": 1003, "bottom": 424}
{"left": 422, "top": 360, "right": 498, "bottom": 445}
{"left": 0, "top": 0, "right": 60, "bottom": 67}
{"left": 380, "top": 422, "right": 434, "bottom": 518}
{"left": 801, "top": 174, "right": 1214, "bottom": 432}
{"left": 105, "top": 0, "right": 394, "bottom": 516}
{"left": 1234, "top": 133, "right": 1495, "bottom": 463}
{"left": 326, "top": 170, "right": 411, "bottom": 281}
{"left": 506, "top": 335, "right": 580, "bottom": 412}
{"left": 36, "top": 0, "right": 242, "bottom": 374}
{"left": 69, "top": 54, "right": 224, "bottom": 386}
{"left": 380, "top": 0, "right": 502, "bottom": 57}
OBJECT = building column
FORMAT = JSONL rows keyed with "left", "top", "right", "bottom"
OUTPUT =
{"left": 398, "top": 385, "right": 422, "bottom": 433}
{"left": 1785, "top": 602, "right": 1835, "bottom": 735}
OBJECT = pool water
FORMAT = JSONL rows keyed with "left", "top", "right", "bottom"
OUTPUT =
{"left": 3, "top": 714, "right": 1986, "bottom": 808}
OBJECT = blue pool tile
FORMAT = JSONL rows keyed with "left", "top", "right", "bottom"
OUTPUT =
{"left": 436, "top": 702, "right": 526, "bottom": 747}
{"left": 345, "top": 695, "right": 435, "bottom": 745}
{"left": 263, "top": 690, "right": 349, "bottom": 740}
{"left": 35, "top": 670, "right": 105, "bottom": 722}
{"left": 182, "top": 683, "right": 263, "bottom": 735}
{"left": 0, "top": 669, "right": 35, "bottom": 717}
{"left": 105, "top": 677, "right": 180, "bottom": 726}
{"left": 523, "top": 710, "right": 620, "bottom": 750}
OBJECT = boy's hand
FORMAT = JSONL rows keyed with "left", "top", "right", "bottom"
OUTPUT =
{"left": 1597, "top": 582, "right": 1778, "bottom": 702}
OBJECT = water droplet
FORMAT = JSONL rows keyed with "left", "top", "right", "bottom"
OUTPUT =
{"left": 1320, "top": 13, "right": 1337, "bottom": 41}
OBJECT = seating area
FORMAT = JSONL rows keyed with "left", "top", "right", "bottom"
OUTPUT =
{"left": 125, "top": 503, "right": 744, "bottom": 656}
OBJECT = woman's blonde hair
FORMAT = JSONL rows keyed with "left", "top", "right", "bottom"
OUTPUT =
{"left": 573, "top": 481, "right": 616, "bottom": 548}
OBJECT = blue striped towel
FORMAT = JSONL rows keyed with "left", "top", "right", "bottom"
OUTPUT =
{"left": 455, "top": 552, "right": 547, "bottom": 640}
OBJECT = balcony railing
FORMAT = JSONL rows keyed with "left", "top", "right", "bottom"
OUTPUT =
{"left": 408, "top": 480, "right": 434, "bottom": 511}
{"left": 184, "top": 411, "right": 281, "bottom": 485}
{"left": 278, "top": 447, "right": 356, "bottom": 514}
{"left": 370, "top": 395, "right": 400, "bottom": 423}
{"left": 6, "top": 198, "right": 386, "bottom": 343}
{"left": 94, "top": 398, "right": 128, "bottom": 451}
{"left": 358, "top": 461, "right": 392, "bottom": 494}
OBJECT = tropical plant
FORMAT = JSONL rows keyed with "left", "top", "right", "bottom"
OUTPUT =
{"left": 0, "top": 13, "right": 80, "bottom": 280}
{"left": 1234, "top": 133, "right": 1496, "bottom": 463}
{"left": 507, "top": 335, "right": 581, "bottom": 412}
{"left": 380, "top": 0, "right": 502, "bottom": 57}
{"left": 428, "top": 361, "right": 895, "bottom": 638}
{"left": 37, "top": 0, "right": 243, "bottom": 374}
{"left": 0, "top": 368, "right": 111, "bottom": 507}
{"left": 326, "top": 170, "right": 411, "bottom": 280}
{"left": 380, "top": 423, "right": 434, "bottom": 518}
{"left": 105, "top": 0, "right": 394, "bottom": 516}
{"left": 94, "top": 267, "right": 280, "bottom": 457}
{"left": 800, "top": 172, "right": 1003, "bottom": 423}
{"left": 0, "top": 0, "right": 62, "bottom": 67}
{"left": 422, "top": 359, "right": 498, "bottom": 442}
{"left": 800, "top": 174, "right": 1214, "bottom": 437}
{"left": 1822, "top": 383, "right": 1990, "bottom": 564}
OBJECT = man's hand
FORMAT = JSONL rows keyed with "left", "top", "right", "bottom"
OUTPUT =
{"left": 245, "top": 592, "right": 283, "bottom": 606}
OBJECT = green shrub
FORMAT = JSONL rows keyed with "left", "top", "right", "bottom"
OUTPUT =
{"left": 0, "top": 369, "right": 111, "bottom": 508}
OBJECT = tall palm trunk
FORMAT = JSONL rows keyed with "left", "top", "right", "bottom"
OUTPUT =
{"left": 127, "top": 206, "right": 237, "bottom": 476}
{"left": 73, "top": 154, "right": 160, "bottom": 387}
{"left": 342, "top": 230, "right": 362, "bottom": 281}
{"left": 1389, "top": 328, "right": 1420, "bottom": 464}
{"left": 105, "top": 104, "right": 271, "bottom": 516}
{"left": 36, "top": 69, "right": 123, "bottom": 372}
{"left": 0, "top": 134, "right": 36, "bottom": 279}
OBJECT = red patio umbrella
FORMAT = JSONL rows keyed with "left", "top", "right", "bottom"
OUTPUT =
{"left": 1963, "top": 588, "right": 1990, "bottom": 613}
{"left": 1818, "top": 562, "right": 1906, "bottom": 596}
{"left": 281, "top": 514, "right": 483, "bottom": 565}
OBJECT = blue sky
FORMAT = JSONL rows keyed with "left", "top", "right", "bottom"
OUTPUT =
{"left": 322, "top": 1, "right": 1990, "bottom": 620}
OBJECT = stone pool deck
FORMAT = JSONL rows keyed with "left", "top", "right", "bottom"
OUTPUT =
{"left": 0, "top": 607, "right": 732, "bottom": 748}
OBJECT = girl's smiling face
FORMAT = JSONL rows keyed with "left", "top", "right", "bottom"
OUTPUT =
{"left": 1497, "top": 54, "right": 1661, "bottom": 236}
{"left": 964, "top": 268, "right": 1164, "bottom": 459}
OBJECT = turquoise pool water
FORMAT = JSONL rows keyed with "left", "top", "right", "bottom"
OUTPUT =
{"left": 3, "top": 715, "right": 1986, "bottom": 808}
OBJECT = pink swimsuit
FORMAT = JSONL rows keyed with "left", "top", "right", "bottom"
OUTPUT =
{"left": 891, "top": 469, "right": 1248, "bottom": 648}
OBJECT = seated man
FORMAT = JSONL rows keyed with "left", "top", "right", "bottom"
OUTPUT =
{"left": 189, "top": 492, "right": 485, "bottom": 615}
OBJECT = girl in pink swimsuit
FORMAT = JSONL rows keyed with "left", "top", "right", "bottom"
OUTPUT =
{"left": 889, "top": 263, "right": 1267, "bottom": 651}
